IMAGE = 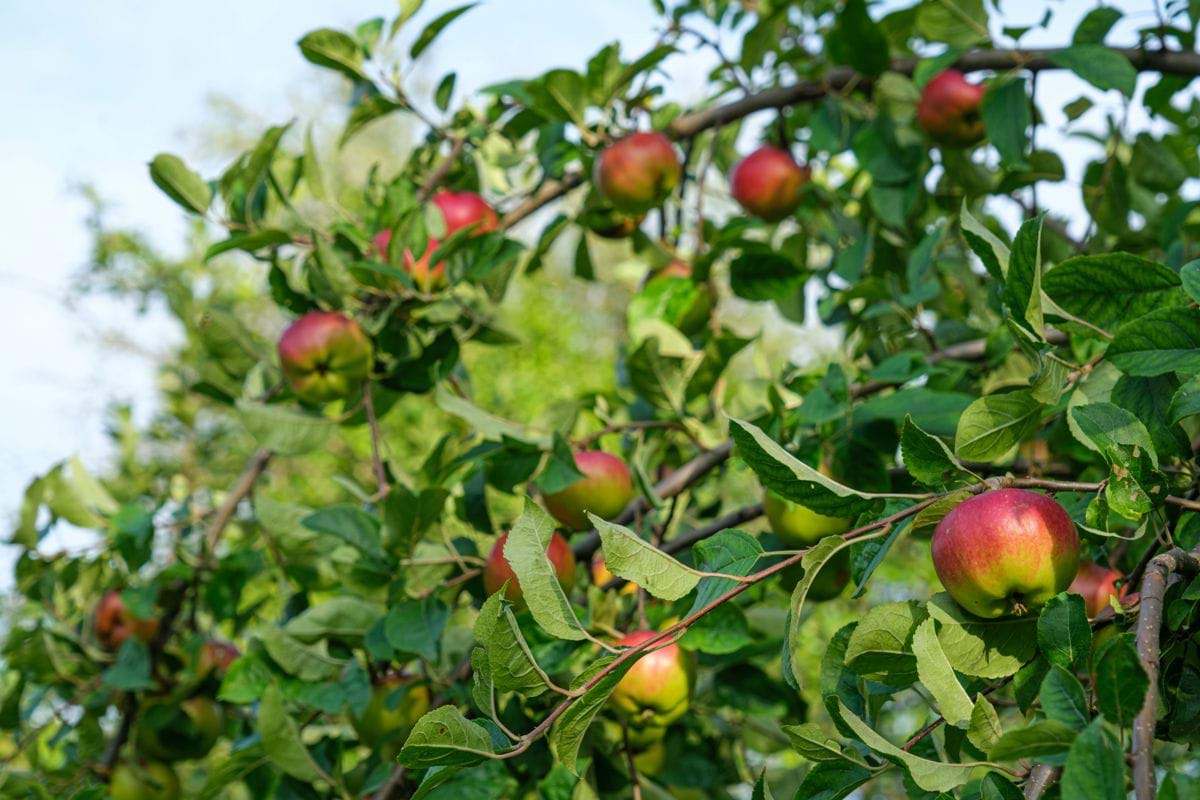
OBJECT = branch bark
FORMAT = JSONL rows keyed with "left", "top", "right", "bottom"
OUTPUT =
{"left": 205, "top": 449, "right": 272, "bottom": 556}
{"left": 1024, "top": 764, "right": 1061, "bottom": 799}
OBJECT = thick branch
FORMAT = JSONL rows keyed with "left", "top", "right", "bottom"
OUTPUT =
{"left": 499, "top": 171, "right": 586, "bottom": 230}
{"left": 1024, "top": 764, "right": 1061, "bottom": 799}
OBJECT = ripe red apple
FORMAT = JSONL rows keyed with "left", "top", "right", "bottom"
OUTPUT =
{"left": 542, "top": 451, "right": 636, "bottom": 531}
{"left": 483, "top": 530, "right": 577, "bottom": 605}
{"left": 198, "top": 640, "right": 240, "bottom": 678}
{"left": 1069, "top": 561, "right": 1127, "bottom": 618}
{"left": 592, "top": 553, "right": 638, "bottom": 595}
{"left": 594, "top": 132, "right": 681, "bottom": 213}
{"left": 932, "top": 489, "right": 1080, "bottom": 618}
{"left": 610, "top": 630, "right": 695, "bottom": 746}
{"left": 350, "top": 673, "right": 432, "bottom": 758}
{"left": 730, "top": 146, "right": 811, "bottom": 222}
{"left": 278, "top": 311, "right": 373, "bottom": 404}
{"left": 373, "top": 190, "right": 497, "bottom": 291}
{"left": 135, "top": 696, "right": 224, "bottom": 762}
{"left": 916, "top": 70, "right": 986, "bottom": 147}
{"left": 642, "top": 261, "right": 715, "bottom": 336}
{"left": 94, "top": 591, "right": 159, "bottom": 652}
{"left": 109, "top": 761, "right": 179, "bottom": 800}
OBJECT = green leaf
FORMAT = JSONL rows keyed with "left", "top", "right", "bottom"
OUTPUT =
{"left": 473, "top": 591, "right": 554, "bottom": 697}
{"left": 967, "top": 695, "right": 1003, "bottom": 752}
{"left": 592, "top": 515, "right": 699, "bottom": 601}
{"left": 1050, "top": 44, "right": 1137, "bottom": 97}
{"left": 1169, "top": 375, "right": 1200, "bottom": 424}
{"left": 237, "top": 402, "right": 335, "bottom": 455}
{"left": 843, "top": 600, "right": 926, "bottom": 686}
{"left": 297, "top": 28, "right": 366, "bottom": 81}
{"left": 915, "top": 0, "right": 988, "bottom": 48}
{"left": 204, "top": 229, "right": 292, "bottom": 260}
{"left": 901, "top": 415, "right": 967, "bottom": 486}
{"left": 626, "top": 324, "right": 703, "bottom": 413}
{"left": 1003, "top": 215, "right": 1044, "bottom": 340}
{"left": 1060, "top": 718, "right": 1124, "bottom": 800}
{"left": 284, "top": 596, "right": 381, "bottom": 643}
{"left": 549, "top": 656, "right": 634, "bottom": 774}
{"left": 302, "top": 505, "right": 386, "bottom": 561}
{"left": 988, "top": 719, "right": 1077, "bottom": 761}
{"left": 793, "top": 762, "right": 874, "bottom": 800}
{"left": 435, "top": 386, "right": 546, "bottom": 446}
{"left": 535, "top": 433, "right": 586, "bottom": 495}
{"left": 1182, "top": 260, "right": 1200, "bottom": 304}
{"left": 102, "top": 640, "right": 154, "bottom": 691}
{"left": 1094, "top": 633, "right": 1148, "bottom": 728}
{"left": 259, "top": 684, "right": 326, "bottom": 782}
{"left": 790, "top": 539, "right": 871, "bottom": 687}
{"left": 218, "top": 655, "right": 272, "bottom": 704}
{"left": 1040, "top": 664, "right": 1090, "bottom": 730}
{"left": 411, "top": 3, "right": 477, "bottom": 60}
{"left": 954, "top": 391, "right": 1043, "bottom": 462}
{"left": 982, "top": 77, "right": 1030, "bottom": 169}
{"left": 1073, "top": 6, "right": 1122, "bottom": 44}
{"left": 385, "top": 597, "right": 450, "bottom": 662}
{"left": 688, "top": 530, "right": 763, "bottom": 613}
{"left": 399, "top": 706, "right": 496, "bottom": 768}
{"left": 1070, "top": 403, "right": 1166, "bottom": 519}
{"left": 837, "top": 700, "right": 978, "bottom": 792}
{"left": 784, "top": 723, "right": 867, "bottom": 765}
{"left": 827, "top": 0, "right": 889, "bottom": 77}
{"left": 729, "top": 249, "right": 808, "bottom": 302}
{"left": 1107, "top": 306, "right": 1200, "bottom": 377}
{"left": 1042, "top": 253, "right": 1182, "bottom": 336}
{"left": 505, "top": 499, "right": 587, "bottom": 640}
{"left": 751, "top": 771, "right": 776, "bottom": 800}
{"left": 434, "top": 72, "right": 457, "bottom": 111}
{"left": 912, "top": 618, "right": 974, "bottom": 727}
{"left": 927, "top": 593, "right": 1038, "bottom": 679}
{"left": 194, "top": 744, "right": 270, "bottom": 800}
{"left": 961, "top": 203, "right": 1010, "bottom": 279}
{"left": 149, "top": 153, "right": 212, "bottom": 215}
{"left": 340, "top": 95, "right": 406, "bottom": 147}
{"left": 261, "top": 629, "right": 342, "bottom": 681}
{"left": 1037, "top": 593, "right": 1091, "bottom": 671}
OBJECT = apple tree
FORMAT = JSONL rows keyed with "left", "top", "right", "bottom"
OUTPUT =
{"left": 5, "top": 1, "right": 1200, "bottom": 798}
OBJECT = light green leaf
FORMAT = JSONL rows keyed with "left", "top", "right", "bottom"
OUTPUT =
{"left": 505, "top": 499, "right": 587, "bottom": 641}
{"left": 928, "top": 593, "right": 1038, "bottom": 679}
{"left": 399, "top": 706, "right": 496, "bottom": 768}
{"left": 340, "top": 95, "right": 406, "bottom": 147}
{"left": 954, "top": 391, "right": 1043, "bottom": 462}
{"left": 837, "top": 700, "right": 980, "bottom": 792}
{"left": 967, "top": 695, "right": 1002, "bottom": 752}
{"left": 435, "top": 386, "right": 547, "bottom": 445}
{"left": 260, "top": 629, "right": 342, "bottom": 681}
{"left": 788, "top": 537, "right": 866, "bottom": 687}
{"left": 549, "top": 656, "right": 634, "bottom": 774}
{"left": 474, "top": 591, "right": 554, "bottom": 697}
{"left": 592, "top": 515, "right": 700, "bottom": 601}
{"left": 204, "top": 229, "right": 292, "bottom": 260}
{"left": 783, "top": 723, "right": 868, "bottom": 766}
{"left": 284, "top": 597, "right": 382, "bottom": 643}
{"left": 149, "top": 153, "right": 212, "bottom": 214}
{"left": 912, "top": 618, "right": 974, "bottom": 727}
{"left": 237, "top": 401, "right": 334, "bottom": 455}
{"left": 988, "top": 719, "right": 1077, "bottom": 761}
{"left": 411, "top": 3, "right": 477, "bottom": 60}
{"left": 901, "top": 415, "right": 967, "bottom": 486}
{"left": 259, "top": 684, "right": 327, "bottom": 782}
{"left": 297, "top": 28, "right": 367, "bottom": 81}
{"left": 843, "top": 600, "right": 926, "bottom": 687}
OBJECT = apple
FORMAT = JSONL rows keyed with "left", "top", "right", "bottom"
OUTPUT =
{"left": 729, "top": 146, "right": 811, "bottom": 222}
{"left": 592, "top": 553, "right": 638, "bottom": 595}
{"left": 1069, "top": 561, "right": 1127, "bottom": 618}
{"left": 932, "top": 488, "right": 1080, "bottom": 618}
{"left": 763, "top": 490, "right": 854, "bottom": 547}
{"left": 642, "top": 261, "right": 715, "bottom": 336}
{"left": 94, "top": 591, "right": 158, "bottom": 652}
{"left": 781, "top": 547, "right": 852, "bottom": 602}
{"left": 483, "top": 530, "right": 577, "bottom": 605}
{"left": 374, "top": 190, "right": 497, "bottom": 291}
{"left": 594, "top": 132, "right": 681, "bottom": 213}
{"left": 542, "top": 451, "right": 635, "bottom": 531}
{"left": 135, "top": 696, "right": 224, "bottom": 762}
{"left": 278, "top": 311, "right": 373, "bottom": 404}
{"left": 109, "top": 761, "right": 179, "bottom": 800}
{"left": 916, "top": 70, "right": 986, "bottom": 147}
{"left": 610, "top": 630, "right": 695, "bottom": 747}
{"left": 632, "top": 738, "right": 666, "bottom": 777}
{"left": 197, "top": 639, "right": 239, "bottom": 680}
{"left": 350, "top": 673, "right": 432, "bottom": 758}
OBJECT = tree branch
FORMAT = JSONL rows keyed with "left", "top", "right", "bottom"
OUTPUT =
{"left": 417, "top": 136, "right": 466, "bottom": 203}
{"left": 205, "top": 449, "right": 272, "bottom": 556}
{"left": 1024, "top": 764, "right": 1061, "bottom": 799}
{"left": 499, "top": 172, "right": 586, "bottom": 230}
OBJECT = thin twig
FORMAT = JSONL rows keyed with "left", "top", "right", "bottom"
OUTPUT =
{"left": 416, "top": 136, "right": 466, "bottom": 203}
{"left": 1024, "top": 764, "right": 1061, "bottom": 799}
{"left": 205, "top": 449, "right": 272, "bottom": 556}
{"left": 363, "top": 386, "right": 390, "bottom": 499}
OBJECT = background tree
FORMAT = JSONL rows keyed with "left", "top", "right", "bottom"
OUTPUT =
{"left": 4, "top": 1, "right": 1200, "bottom": 799}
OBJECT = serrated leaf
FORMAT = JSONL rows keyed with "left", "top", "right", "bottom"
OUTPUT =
{"left": 474, "top": 591, "right": 554, "bottom": 697}
{"left": 149, "top": 153, "right": 212, "bottom": 214}
{"left": 788, "top": 538, "right": 866, "bottom": 687}
{"left": 260, "top": 684, "right": 327, "bottom": 782}
{"left": 1042, "top": 253, "right": 1182, "bottom": 335}
{"left": 592, "top": 515, "right": 699, "bottom": 600}
{"left": 901, "top": 415, "right": 967, "bottom": 486}
{"left": 988, "top": 719, "right": 1076, "bottom": 761}
{"left": 506, "top": 499, "right": 587, "bottom": 641}
{"left": 549, "top": 656, "right": 634, "bottom": 774}
{"left": 843, "top": 600, "right": 926, "bottom": 686}
{"left": 1094, "top": 634, "right": 1148, "bottom": 727}
{"left": 784, "top": 723, "right": 867, "bottom": 765}
{"left": 1107, "top": 306, "right": 1200, "bottom": 377}
{"left": 399, "top": 706, "right": 497, "bottom": 768}
{"left": 967, "top": 695, "right": 1002, "bottom": 752}
{"left": 912, "top": 618, "right": 974, "bottom": 727}
{"left": 927, "top": 594, "right": 1038, "bottom": 679}
{"left": 689, "top": 530, "right": 763, "bottom": 613}
{"left": 1003, "top": 215, "right": 1044, "bottom": 340}
{"left": 837, "top": 700, "right": 979, "bottom": 792}
{"left": 954, "top": 391, "right": 1043, "bottom": 462}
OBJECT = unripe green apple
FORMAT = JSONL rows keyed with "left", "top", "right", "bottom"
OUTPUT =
{"left": 109, "top": 761, "right": 179, "bottom": 800}
{"left": 542, "top": 451, "right": 635, "bottom": 531}
{"left": 610, "top": 631, "right": 695, "bottom": 746}
{"left": 482, "top": 530, "right": 577, "bottom": 605}
{"left": 642, "top": 261, "right": 714, "bottom": 336}
{"left": 135, "top": 696, "right": 224, "bottom": 762}
{"left": 1069, "top": 561, "right": 1127, "bottom": 618}
{"left": 350, "top": 673, "right": 432, "bottom": 758}
{"left": 595, "top": 132, "right": 681, "bottom": 213}
{"left": 917, "top": 70, "right": 986, "bottom": 147}
{"left": 278, "top": 311, "right": 373, "bottom": 403}
{"left": 94, "top": 591, "right": 158, "bottom": 652}
{"left": 763, "top": 490, "right": 854, "bottom": 547}
{"left": 730, "top": 146, "right": 811, "bottom": 222}
{"left": 781, "top": 547, "right": 852, "bottom": 602}
{"left": 632, "top": 738, "right": 667, "bottom": 776}
{"left": 932, "top": 489, "right": 1079, "bottom": 618}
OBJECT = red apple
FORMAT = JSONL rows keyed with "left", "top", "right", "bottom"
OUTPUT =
{"left": 916, "top": 70, "right": 986, "bottom": 147}
{"left": 592, "top": 553, "right": 638, "bottom": 595}
{"left": 542, "top": 451, "right": 635, "bottom": 531}
{"left": 94, "top": 591, "right": 159, "bottom": 652}
{"left": 594, "top": 132, "right": 681, "bottom": 213}
{"left": 1069, "top": 561, "right": 1127, "bottom": 618}
{"left": 932, "top": 489, "right": 1080, "bottom": 618}
{"left": 729, "top": 146, "right": 811, "bottom": 222}
{"left": 198, "top": 640, "right": 240, "bottom": 678}
{"left": 483, "top": 530, "right": 577, "bottom": 605}
{"left": 278, "top": 311, "right": 373, "bottom": 404}
{"left": 610, "top": 630, "right": 695, "bottom": 746}
{"left": 642, "top": 261, "right": 715, "bottom": 336}
{"left": 373, "top": 191, "right": 497, "bottom": 292}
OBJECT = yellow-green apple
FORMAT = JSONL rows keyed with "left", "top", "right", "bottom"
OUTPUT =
{"left": 932, "top": 488, "right": 1079, "bottom": 618}
{"left": 730, "top": 146, "right": 811, "bottom": 222}
{"left": 94, "top": 591, "right": 159, "bottom": 652}
{"left": 542, "top": 451, "right": 635, "bottom": 531}
{"left": 781, "top": 548, "right": 853, "bottom": 601}
{"left": 592, "top": 553, "right": 638, "bottom": 595}
{"left": 483, "top": 530, "right": 577, "bottom": 605}
{"left": 278, "top": 311, "right": 373, "bottom": 404}
{"left": 595, "top": 132, "right": 681, "bottom": 213}
{"left": 610, "top": 630, "right": 695, "bottom": 746}
{"left": 642, "top": 261, "right": 714, "bottom": 336}
{"left": 916, "top": 70, "right": 986, "bottom": 147}
{"left": 632, "top": 738, "right": 667, "bottom": 776}
{"left": 109, "top": 761, "right": 179, "bottom": 800}
{"left": 135, "top": 696, "right": 224, "bottom": 762}
{"left": 1069, "top": 561, "right": 1127, "bottom": 618}
{"left": 763, "top": 490, "right": 854, "bottom": 545}
{"left": 350, "top": 673, "right": 432, "bottom": 758}
{"left": 374, "top": 190, "right": 497, "bottom": 291}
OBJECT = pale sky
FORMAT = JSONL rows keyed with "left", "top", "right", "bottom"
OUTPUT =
{"left": 0, "top": 0, "right": 1178, "bottom": 589}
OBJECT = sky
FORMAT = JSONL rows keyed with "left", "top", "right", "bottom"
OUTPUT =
{"left": 0, "top": 0, "right": 1179, "bottom": 589}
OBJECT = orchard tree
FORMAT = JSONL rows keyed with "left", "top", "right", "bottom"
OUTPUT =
{"left": 6, "top": 1, "right": 1200, "bottom": 799}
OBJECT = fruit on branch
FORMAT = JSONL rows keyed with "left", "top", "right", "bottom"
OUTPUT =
{"left": 483, "top": 530, "right": 577, "bottom": 605}
{"left": 135, "top": 696, "right": 224, "bottom": 762}
{"left": 782, "top": 548, "right": 853, "bottom": 601}
{"left": 595, "top": 132, "right": 681, "bottom": 213}
{"left": 542, "top": 451, "right": 636, "bottom": 531}
{"left": 592, "top": 553, "right": 638, "bottom": 594}
{"left": 632, "top": 738, "right": 667, "bottom": 776}
{"left": 642, "top": 260, "right": 715, "bottom": 336}
{"left": 729, "top": 146, "right": 811, "bottom": 222}
{"left": 278, "top": 311, "right": 373, "bottom": 403}
{"left": 197, "top": 639, "right": 240, "bottom": 678}
{"left": 373, "top": 190, "right": 498, "bottom": 291}
{"left": 93, "top": 591, "right": 159, "bottom": 652}
{"left": 610, "top": 630, "right": 695, "bottom": 746}
{"left": 916, "top": 70, "right": 986, "bottom": 147}
{"left": 1069, "top": 561, "right": 1127, "bottom": 617}
{"left": 350, "top": 673, "right": 432, "bottom": 758}
{"left": 109, "top": 761, "right": 180, "bottom": 800}
{"left": 763, "top": 490, "right": 854, "bottom": 546}
{"left": 932, "top": 488, "right": 1079, "bottom": 618}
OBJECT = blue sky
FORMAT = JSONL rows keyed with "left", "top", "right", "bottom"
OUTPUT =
{"left": 0, "top": 0, "right": 1171, "bottom": 588}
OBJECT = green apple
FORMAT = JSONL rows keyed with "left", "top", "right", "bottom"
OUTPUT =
{"left": 610, "top": 631, "right": 695, "bottom": 746}
{"left": 109, "top": 761, "right": 179, "bottom": 800}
